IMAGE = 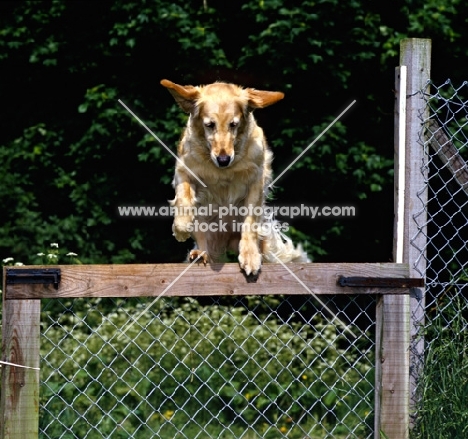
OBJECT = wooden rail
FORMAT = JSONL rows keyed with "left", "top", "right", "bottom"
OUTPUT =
{"left": 4, "top": 262, "right": 410, "bottom": 300}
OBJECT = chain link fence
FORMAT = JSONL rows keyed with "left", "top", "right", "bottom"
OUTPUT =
{"left": 411, "top": 80, "right": 468, "bottom": 436}
{"left": 40, "top": 294, "right": 376, "bottom": 438}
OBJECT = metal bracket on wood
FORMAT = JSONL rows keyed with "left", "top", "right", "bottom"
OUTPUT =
{"left": 6, "top": 268, "right": 61, "bottom": 290}
{"left": 338, "top": 276, "right": 424, "bottom": 289}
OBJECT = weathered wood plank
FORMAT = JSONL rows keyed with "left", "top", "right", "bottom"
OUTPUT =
{"left": 375, "top": 294, "right": 410, "bottom": 439}
{"left": 375, "top": 64, "right": 412, "bottom": 439}
{"left": 376, "top": 38, "right": 431, "bottom": 439}
{"left": 0, "top": 271, "right": 41, "bottom": 439}
{"left": 401, "top": 38, "right": 431, "bottom": 429}
{"left": 5, "top": 262, "right": 412, "bottom": 299}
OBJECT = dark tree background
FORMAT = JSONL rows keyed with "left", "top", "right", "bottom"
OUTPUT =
{"left": 0, "top": 0, "right": 466, "bottom": 265}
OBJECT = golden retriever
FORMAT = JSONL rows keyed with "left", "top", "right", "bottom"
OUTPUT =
{"left": 161, "top": 79, "right": 309, "bottom": 275}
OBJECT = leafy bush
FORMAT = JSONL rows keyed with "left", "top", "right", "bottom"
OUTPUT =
{"left": 40, "top": 296, "right": 374, "bottom": 438}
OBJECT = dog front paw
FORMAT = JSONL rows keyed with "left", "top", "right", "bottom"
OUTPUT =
{"left": 172, "top": 216, "right": 193, "bottom": 242}
{"left": 189, "top": 249, "right": 208, "bottom": 265}
{"left": 238, "top": 241, "right": 262, "bottom": 276}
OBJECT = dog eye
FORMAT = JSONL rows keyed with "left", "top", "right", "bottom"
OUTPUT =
{"left": 229, "top": 120, "right": 239, "bottom": 128}
{"left": 204, "top": 121, "right": 215, "bottom": 128}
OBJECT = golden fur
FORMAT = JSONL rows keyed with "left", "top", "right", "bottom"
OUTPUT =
{"left": 161, "top": 79, "right": 308, "bottom": 275}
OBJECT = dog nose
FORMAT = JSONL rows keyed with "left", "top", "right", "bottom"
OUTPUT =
{"left": 217, "top": 155, "right": 231, "bottom": 167}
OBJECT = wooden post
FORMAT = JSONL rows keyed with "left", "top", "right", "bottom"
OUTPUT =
{"left": 400, "top": 38, "right": 430, "bottom": 419}
{"left": 375, "top": 64, "right": 411, "bottom": 439}
{"left": 0, "top": 268, "right": 41, "bottom": 439}
{"left": 375, "top": 38, "right": 431, "bottom": 439}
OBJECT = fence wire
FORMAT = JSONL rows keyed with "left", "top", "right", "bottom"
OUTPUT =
{"left": 40, "top": 294, "right": 375, "bottom": 438}
{"left": 412, "top": 79, "right": 468, "bottom": 434}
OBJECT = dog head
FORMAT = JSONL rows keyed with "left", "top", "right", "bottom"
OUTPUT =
{"left": 161, "top": 79, "right": 284, "bottom": 168}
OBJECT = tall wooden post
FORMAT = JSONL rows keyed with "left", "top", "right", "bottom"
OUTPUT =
{"left": 400, "top": 38, "right": 431, "bottom": 419}
{"left": 375, "top": 38, "right": 431, "bottom": 439}
{"left": 375, "top": 64, "right": 410, "bottom": 439}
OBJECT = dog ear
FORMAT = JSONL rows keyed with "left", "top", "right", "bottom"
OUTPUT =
{"left": 161, "top": 79, "right": 199, "bottom": 113}
{"left": 246, "top": 89, "right": 284, "bottom": 109}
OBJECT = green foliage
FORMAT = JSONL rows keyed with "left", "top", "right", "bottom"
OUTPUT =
{"left": 40, "top": 296, "right": 374, "bottom": 438}
{"left": 410, "top": 292, "right": 468, "bottom": 439}
{"left": 0, "top": 2, "right": 467, "bottom": 259}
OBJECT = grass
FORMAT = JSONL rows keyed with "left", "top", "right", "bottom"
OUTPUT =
{"left": 410, "top": 292, "right": 468, "bottom": 439}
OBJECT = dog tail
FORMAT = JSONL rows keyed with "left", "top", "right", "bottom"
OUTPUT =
{"left": 259, "top": 220, "right": 311, "bottom": 263}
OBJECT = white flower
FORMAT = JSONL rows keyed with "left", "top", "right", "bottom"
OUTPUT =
{"left": 47, "top": 254, "right": 58, "bottom": 259}
{"left": 37, "top": 252, "right": 45, "bottom": 256}
{"left": 2, "top": 257, "right": 14, "bottom": 264}
{"left": 50, "top": 243, "right": 59, "bottom": 248}
{"left": 14, "top": 262, "right": 24, "bottom": 266}
{"left": 66, "top": 252, "right": 78, "bottom": 257}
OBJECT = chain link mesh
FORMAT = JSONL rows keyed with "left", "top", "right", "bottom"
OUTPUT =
{"left": 412, "top": 79, "right": 468, "bottom": 429}
{"left": 40, "top": 294, "right": 376, "bottom": 438}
